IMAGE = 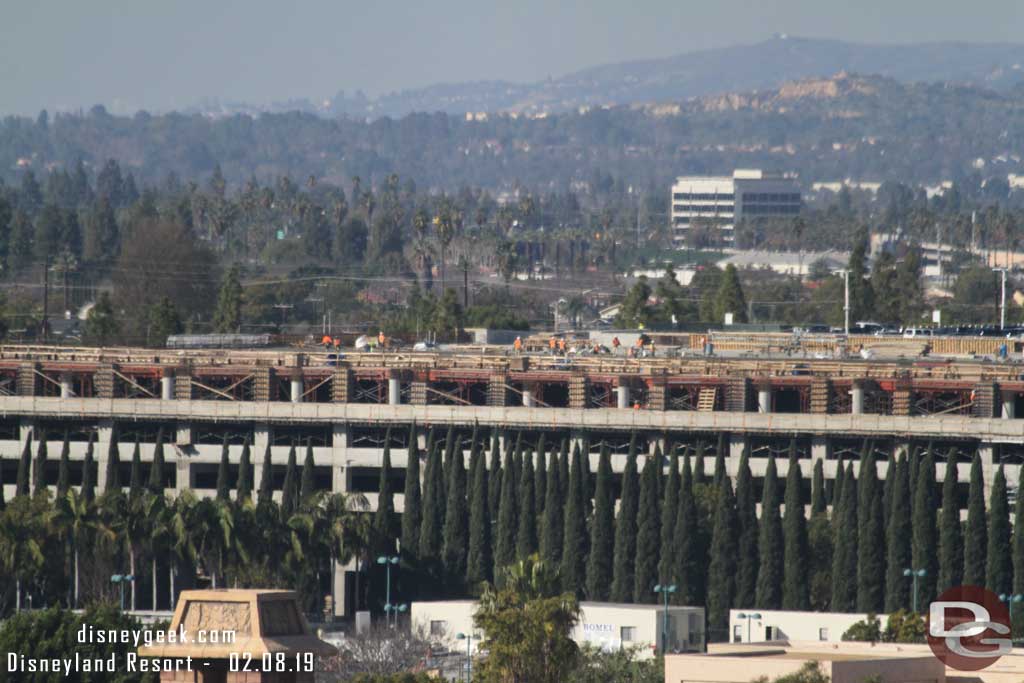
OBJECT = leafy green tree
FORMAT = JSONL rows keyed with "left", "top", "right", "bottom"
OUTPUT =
{"left": 236, "top": 438, "right": 252, "bottom": 502}
{"left": 963, "top": 453, "right": 987, "bottom": 586}
{"left": 713, "top": 264, "right": 748, "bottom": 324}
{"left": 587, "top": 445, "right": 614, "bottom": 600}
{"left": 147, "top": 296, "right": 183, "bottom": 346}
{"left": 912, "top": 449, "right": 938, "bottom": 606}
{"left": 420, "top": 440, "right": 445, "bottom": 574}
{"left": 100, "top": 431, "right": 117, "bottom": 495}
{"left": 257, "top": 443, "right": 273, "bottom": 505}
{"left": 374, "top": 438, "right": 397, "bottom": 553}
{"left": 810, "top": 459, "right": 826, "bottom": 516}
{"left": 431, "top": 288, "right": 464, "bottom": 341}
{"left": 612, "top": 439, "right": 639, "bottom": 602}
{"left": 300, "top": 439, "right": 317, "bottom": 502}
{"left": 213, "top": 263, "right": 243, "bottom": 332}
{"left": 495, "top": 441, "right": 520, "bottom": 582}
{"left": 401, "top": 425, "right": 422, "bottom": 560}
{"left": 1013, "top": 465, "right": 1024, "bottom": 638}
{"left": 808, "top": 510, "right": 833, "bottom": 611}
{"left": 846, "top": 230, "right": 874, "bottom": 322}
{"left": 56, "top": 432, "right": 71, "bottom": 498}
{"left": 128, "top": 437, "right": 142, "bottom": 500}
{"left": 756, "top": 457, "right": 784, "bottom": 609}
{"left": 707, "top": 476, "right": 738, "bottom": 637}
{"left": 534, "top": 436, "right": 547, "bottom": 517}
{"left": 634, "top": 451, "right": 661, "bottom": 604}
{"left": 81, "top": 435, "right": 95, "bottom": 503}
{"left": 561, "top": 442, "right": 588, "bottom": 595}
{"left": 616, "top": 276, "right": 653, "bottom": 328}
{"left": 734, "top": 445, "right": 758, "bottom": 608}
{"left": 474, "top": 556, "right": 581, "bottom": 683}
{"left": 16, "top": 434, "right": 31, "bottom": 497}
{"left": 516, "top": 450, "right": 537, "bottom": 558}
{"left": 488, "top": 433, "right": 504, "bottom": 525}
{"left": 783, "top": 451, "right": 809, "bottom": 610}
{"left": 832, "top": 463, "right": 858, "bottom": 611}
{"left": 841, "top": 614, "right": 883, "bottom": 643}
{"left": 540, "top": 446, "right": 564, "bottom": 568}
{"left": 281, "top": 443, "right": 298, "bottom": 519}
{"left": 83, "top": 291, "right": 120, "bottom": 345}
{"left": 856, "top": 446, "right": 884, "bottom": 612}
{"left": 938, "top": 453, "right": 963, "bottom": 593}
{"left": 987, "top": 466, "right": 1012, "bottom": 596}
{"left": 147, "top": 429, "right": 165, "bottom": 494}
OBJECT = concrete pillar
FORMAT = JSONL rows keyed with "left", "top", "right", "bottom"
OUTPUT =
{"left": 1002, "top": 391, "right": 1017, "bottom": 419}
{"left": 59, "top": 372, "right": 73, "bottom": 398}
{"left": 176, "top": 423, "right": 192, "bottom": 446}
{"left": 811, "top": 437, "right": 829, "bottom": 462}
{"left": 522, "top": 389, "right": 535, "bottom": 408}
{"left": 851, "top": 382, "right": 865, "bottom": 415}
{"left": 160, "top": 375, "right": 175, "bottom": 401}
{"left": 757, "top": 387, "right": 771, "bottom": 414}
{"left": 388, "top": 378, "right": 401, "bottom": 405}
{"left": 728, "top": 434, "right": 746, "bottom": 476}
{"left": 617, "top": 385, "right": 630, "bottom": 409}
{"left": 96, "top": 419, "right": 115, "bottom": 491}
{"left": 291, "top": 376, "right": 304, "bottom": 403}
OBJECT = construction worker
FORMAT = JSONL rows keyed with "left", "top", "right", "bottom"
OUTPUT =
{"left": 558, "top": 338, "right": 567, "bottom": 355}
{"left": 612, "top": 336, "right": 621, "bottom": 354}
{"left": 378, "top": 330, "right": 386, "bottom": 351}
{"left": 333, "top": 337, "right": 341, "bottom": 350}
{"left": 321, "top": 334, "right": 332, "bottom": 349}
{"left": 549, "top": 337, "right": 557, "bottom": 355}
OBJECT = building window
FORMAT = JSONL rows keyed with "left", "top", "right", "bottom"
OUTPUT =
{"left": 733, "top": 625, "right": 742, "bottom": 643}
{"left": 819, "top": 628, "right": 829, "bottom": 641}
{"left": 430, "top": 620, "right": 448, "bottom": 636}
{"left": 620, "top": 626, "right": 637, "bottom": 642}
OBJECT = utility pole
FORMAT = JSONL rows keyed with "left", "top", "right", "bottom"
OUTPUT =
{"left": 837, "top": 269, "right": 850, "bottom": 335}
{"left": 273, "top": 303, "right": 294, "bottom": 331}
{"left": 41, "top": 255, "right": 50, "bottom": 342}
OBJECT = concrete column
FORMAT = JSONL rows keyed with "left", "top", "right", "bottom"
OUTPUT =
{"left": 59, "top": 372, "right": 73, "bottom": 398}
{"left": 979, "top": 443, "right": 997, "bottom": 494}
{"left": 176, "top": 423, "right": 192, "bottom": 446}
{"left": 851, "top": 382, "right": 865, "bottom": 415}
{"left": 160, "top": 375, "right": 175, "bottom": 401}
{"left": 728, "top": 434, "right": 746, "bottom": 476}
{"left": 617, "top": 385, "right": 630, "bottom": 409}
{"left": 291, "top": 376, "right": 304, "bottom": 403}
{"left": 522, "top": 389, "right": 535, "bottom": 408}
{"left": 1002, "top": 391, "right": 1017, "bottom": 419}
{"left": 757, "top": 387, "right": 771, "bottom": 414}
{"left": 388, "top": 378, "right": 401, "bottom": 405}
{"left": 811, "top": 437, "right": 829, "bottom": 462}
{"left": 96, "top": 419, "right": 115, "bottom": 492}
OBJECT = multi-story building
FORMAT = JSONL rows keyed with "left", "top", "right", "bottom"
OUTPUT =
{"left": 670, "top": 169, "right": 802, "bottom": 245}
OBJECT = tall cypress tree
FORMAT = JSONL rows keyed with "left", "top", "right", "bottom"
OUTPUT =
{"left": 1012, "top": 465, "right": 1024, "bottom": 638}
{"left": 442, "top": 425, "right": 457, "bottom": 486}
{"left": 987, "top": 466, "right": 1012, "bottom": 596}
{"left": 713, "top": 434, "right": 727, "bottom": 488}
{"left": 299, "top": 439, "right": 316, "bottom": 502}
{"left": 236, "top": 437, "right": 252, "bottom": 502}
{"left": 280, "top": 443, "right": 298, "bottom": 519}
{"left": 882, "top": 450, "right": 896, "bottom": 523}
{"left": 856, "top": 446, "right": 884, "bottom": 612}
{"left": 907, "top": 444, "right": 920, "bottom": 504}
{"left": 129, "top": 437, "right": 143, "bottom": 500}
{"left": 257, "top": 443, "right": 273, "bottom": 505}
{"left": 611, "top": 441, "right": 640, "bottom": 602}
{"left": 634, "top": 450, "right": 662, "bottom": 603}
{"left": 783, "top": 450, "right": 810, "bottom": 610}
{"left": 466, "top": 439, "right": 492, "bottom": 588}
{"left": 885, "top": 454, "right": 912, "bottom": 612}
{"left": 0, "top": 460, "right": 5, "bottom": 510}
{"left": 148, "top": 428, "right": 165, "bottom": 494}
{"left": 516, "top": 449, "right": 537, "bottom": 558}
{"left": 831, "top": 462, "right": 858, "bottom": 611}
{"left": 756, "top": 456, "right": 784, "bottom": 609}
{"left": 535, "top": 435, "right": 547, "bottom": 517}
{"left": 963, "top": 452, "right": 988, "bottom": 586}
{"left": 734, "top": 444, "right": 758, "bottom": 608}
{"left": 33, "top": 430, "right": 50, "bottom": 494}
{"left": 402, "top": 424, "right": 422, "bottom": 560}
{"left": 541, "top": 447, "right": 564, "bottom": 567}
{"left": 832, "top": 455, "right": 845, "bottom": 512}
{"left": 938, "top": 452, "right": 963, "bottom": 593}
{"left": 57, "top": 431, "right": 71, "bottom": 498}
{"left": 494, "top": 442, "right": 519, "bottom": 581}
{"left": 374, "top": 437, "right": 397, "bottom": 550}
{"left": 587, "top": 444, "right": 615, "bottom": 600}
{"left": 16, "top": 433, "right": 32, "bottom": 497}
{"left": 707, "top": 475, "right": 738, "bottom": 637}
{"left": 561, "top": 441, "right": 588, "bottom": 595}
{"left": 810, "top": 458, "right": 826, "bottom": 516}
{"left": 420, "top": 440, "right": 445, "bottom": 568}
{"left": 443, "top": 437, "right": 468, "bottom": 584}
{"left": 913, "top": 449, "right": 938, "bottom": 606}
{"left": 693, "top": 439, "right": 707, "bottom": 485}
{"left": 672, "top": 451, "right": 701, "bottom": 605}
{"left": 100, "top": 430, "right": 117, "bottom": 494}
{"left": 659, "top": 446, "right": 681, "bottom": 584}
{"left": 488, "top": 431, "right": 504, "bottom": 524}
{"left": 216, "top": 434, "right": 231, "bottom": 502}
{"left": 81, "top": 434, "right": 95, "bottom": 503}
{"left": 558, "top": 438, "right": 570, "bottom": 502}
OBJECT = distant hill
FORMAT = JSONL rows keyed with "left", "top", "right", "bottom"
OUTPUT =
{"left": 324, "top": 36, "right": 1024, "bottom": 118}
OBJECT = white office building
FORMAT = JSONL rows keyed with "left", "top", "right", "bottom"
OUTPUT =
{"left": 411, "top": 600, "right": 705, "bottom": 659}
{"left": 670, "top": 170, "right": 802, "bottom": 245}
{"left": 729, "top": 609, "right": 874, "bottom": 644}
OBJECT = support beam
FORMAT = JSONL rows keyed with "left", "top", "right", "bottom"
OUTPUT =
{"left": 757, "top": 385, "right": 771, "bottom": 414}
{"left": 851, "top": 381, "right": 865, "bottom": 415}
{"left": 388, "top": 378, "right": 401, "bottom": 406}
{"left": 1002, "top": 391, "right": 1017, "bottom": 420}
{"left": 617, "top": 385, "right": 630, "bottom": 410}
{"left": 160, "top": 375, "right": 175, "bottom": 401}
{"left": 59, "top": 372, "right": 73, "bottom": 398}
{"left": 290, "top": 376, "right": 304, "bottom": 404}
{"left": 522, "top": 389, "right": 535, "bottom": 408}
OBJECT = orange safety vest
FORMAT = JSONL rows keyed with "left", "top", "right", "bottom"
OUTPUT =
{"left": 322, "top": 335, "right": 331, "bottom": 345}
{"left": 549, "top": 338, "right": 556, "bottom": 349}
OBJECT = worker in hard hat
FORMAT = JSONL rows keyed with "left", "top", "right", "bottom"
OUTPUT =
{"left": 378, "top": 330, "right": 386, "bottom": 351}
{"left": 513, "top": 336, "right": 523, "bottom": 355}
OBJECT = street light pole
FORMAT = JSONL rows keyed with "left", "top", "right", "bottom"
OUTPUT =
{"left": 457, "top": 632, "right": 478, "bottom": 682}
{"left": 903, "top": 568, "right": 927, "bottom": 613}
{"left": 377, "top": 554, "right": 399, "bottom": 627}
{"left": 994, "top": 268, "right": 1008, "bottom": 330}
{"left": 736, "top": 612, "right": 763, "bottom": 643}
{"left": 653, "top": 584, "right": 677, "bottom": 654}
{"left": 841, "top": 269, "right": 850, "bottom": 335}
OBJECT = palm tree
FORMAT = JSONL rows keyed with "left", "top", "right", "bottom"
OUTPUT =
{"left": 50, "top": 489, "right": 112, "bottom": 608}
{"left": 0, "top": 496, "right": 49, "bottom": 610}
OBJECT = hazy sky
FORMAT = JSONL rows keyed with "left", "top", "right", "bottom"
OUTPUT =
{"left": 2, "top": 0, "right": 1022, "bottom": 115}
